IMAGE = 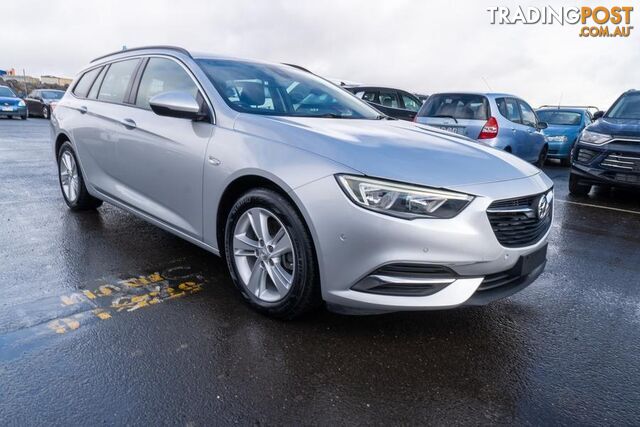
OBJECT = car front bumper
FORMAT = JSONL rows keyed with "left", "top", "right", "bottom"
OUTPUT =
{"left": 293, "top": 172, "right": 554, "bottom": 313}
{"left": 547, "top": 140, "right": 572, "bottom": 159}
{"left": 572, "top": 141, "right": 640, "bottom": 188}
{"left": 0, "top": 105, "right": 27, "bottom": 117}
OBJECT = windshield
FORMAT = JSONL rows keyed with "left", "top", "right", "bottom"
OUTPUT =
{"left": 0, "top": 87, "right": 16, "bottom": 97}
{"left": 537, "top": 110, "right": 582, "bottom": 126}
{"left": 418, "top": 93, "right": 489, "bottom": 120}
{"left": 607, "top": 92, "right": 640, "bottom": 119}
{"left": 41, "top": 91, "right": 64, "bottom": 100}
{"left": 196, "top": 59, "right": 380, "bottom": 119}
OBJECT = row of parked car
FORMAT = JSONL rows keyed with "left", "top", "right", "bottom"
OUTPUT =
{"left": 3, "top": 67, "right": 639, "bottom": 199}
{"left": 344, "top": 82, "right": 639, "bottom": 196}
{"left": 0, "top": 85, "right": 64, "bottom": 120}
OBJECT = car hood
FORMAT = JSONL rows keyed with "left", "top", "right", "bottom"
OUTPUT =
{"left": 234, "top": 115, "right": 540, "bottom": 189}
{"left": 542, "top": 124, "right": 581, "bottom": 138}
{"left": 0, "top": 96, "right": 20, "bottom": 104}
{"left": 587, "top": 117, "right": 640, "bottom": 138}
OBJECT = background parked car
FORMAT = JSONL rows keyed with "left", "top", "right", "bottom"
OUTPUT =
{"left": 570, "top": 89, "right": 640, "bottom": 195}
{"left": 415, "top": 92, "right": 549, "bottom": 166}
{"left": 536, "top": 106, "right": 596, "bottom": 166}
{"left": 415, "top": 93, "right": 429, "bottom": 104}
{"left": 24, "top": 89, "right": 65, "bottom": 119}
{"left": 343, "top": 85, "right": 423, "bottom": 121}
{"left": 0, "top": 85, "right": 28, "bottom": 120}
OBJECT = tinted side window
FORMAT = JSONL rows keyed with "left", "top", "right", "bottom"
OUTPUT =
{"left": 496, "top": 97, "right": 521, "bottom": 123}
{"left": 378, "top": 90, "right": 400, "bottom": 108}
{"left": 73, "top": 67, "right": 102, "bottom": 98}
{"left": 401, "top": 93, "right": 421, "bottom": 112}
{"left": 97, "top": 59, "right": 139, "bottom": 103}
{"left": 88, "top": 66, "right": 108, "bottom": 99}
{"left": 135, "top": 58, "right": 199, "bottom": 110}
{"left": 518, "top": 100, "right": 537, "bottom": 127}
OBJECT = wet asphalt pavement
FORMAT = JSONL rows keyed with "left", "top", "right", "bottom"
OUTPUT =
{"left": 1, "top": 118, "right": 640, "bottom": 425}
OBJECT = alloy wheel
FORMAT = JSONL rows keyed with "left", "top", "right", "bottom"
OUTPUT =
{"left": 59, "top": 151, "right": 79, "bottom": 203}
{"left": 232, "top": 207, "right": 295, "bottom": 302}
{"left": 42, "top": 106, "right": 49, "bottom": 119}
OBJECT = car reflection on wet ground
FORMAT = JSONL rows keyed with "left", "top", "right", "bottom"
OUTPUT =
{"left": 1, "top": 119, "right": 639, "bottom": 425}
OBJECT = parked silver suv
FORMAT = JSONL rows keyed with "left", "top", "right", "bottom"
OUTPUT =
{"left": 51, "top": 46, "right": 553, "bottom": 318}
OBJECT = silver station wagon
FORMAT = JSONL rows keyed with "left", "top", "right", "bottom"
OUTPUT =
{"left": 51, "top": 46, "right": 553, "bottom": 319}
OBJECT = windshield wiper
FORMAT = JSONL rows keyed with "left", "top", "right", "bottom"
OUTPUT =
{"left": 431, "top": 114, "right": 459, "bottom": 124}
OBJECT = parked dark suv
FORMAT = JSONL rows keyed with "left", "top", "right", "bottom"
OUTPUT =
{"left": 343, "top": 86, "right": 423, "bottom": 121}
{"left": 570, "top": 89, "right": 640, "bottom": 195}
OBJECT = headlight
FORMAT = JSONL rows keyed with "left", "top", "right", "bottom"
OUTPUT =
{"left": 545, "top": 135, "right": 567, "bottom": 143}
{"left": 336, "top": 175, "right": 474, "bottom": 219}
{"left": 18, "top": 100, "right": 25, "bottom": 107}
{"left": 579, "top": 130, "right": 611, "bottom": 146}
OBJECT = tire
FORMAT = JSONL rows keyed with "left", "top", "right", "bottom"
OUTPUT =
{"left": 224, "top": 188, "right": 321, "bottom": 319}
{"left": 560, "top": 157, "right": 571, "bottom": 167}
{"left": 569, "top": 172, "right": 591, "bottom": 196}
{"left": 57, "top": 142, "right": 103, "bottom": 210}
{"left": 20, "top": 113, "right": 28, "bottom": 120}
{"left": 535, "top": 146, "right": 548, "bottom": 168}
{"left": 42, "top": 106, "right": 50, "bottom": 120}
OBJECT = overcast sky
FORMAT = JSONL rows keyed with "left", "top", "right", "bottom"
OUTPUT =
{"left": 2, "top": 0, "right": 637, "bottom": 108}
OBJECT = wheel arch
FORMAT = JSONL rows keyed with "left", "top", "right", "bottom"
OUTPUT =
{"left": 215, "top": 173, "right": 321, "bottom": 265}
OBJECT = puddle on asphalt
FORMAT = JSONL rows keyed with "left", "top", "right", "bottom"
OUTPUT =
{"left": 0, "top": 265, "right": 206, "bottom": 361}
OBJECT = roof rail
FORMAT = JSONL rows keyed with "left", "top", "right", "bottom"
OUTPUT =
{"left": 538, "top": 105, "right": 600, "bottom": 111}
{"left": 91, "top": 45, "right": 192, "bottom": 63}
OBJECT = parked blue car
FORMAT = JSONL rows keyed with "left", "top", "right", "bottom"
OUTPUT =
{"left": 0, "top": 85, "right": 28, "bottom": 120}
{"left": 415, "top": 92, "right": 549, "bottom": 166}
{"left": 570, "top": 90, "right": 640, "bottom": 195}
{"left": 536, "top": 106, "right": 595, "bottom": 166}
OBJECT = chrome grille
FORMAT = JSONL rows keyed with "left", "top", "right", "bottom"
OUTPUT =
{"left": 487, "top": 192, "right": 553, "bottom": 248}
{"left": 600, "top": 153, "right": 640, "bottom": 172}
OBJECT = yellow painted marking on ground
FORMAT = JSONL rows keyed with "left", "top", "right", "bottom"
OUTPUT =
{"left": 47, "top": 317, "right": 81, "bottom": 334}
{"left": 93, "top": 309, "right": 112, "bottom": 320}
{"left": 43, "top": 270, "right": 203, "bottom": 337}
{"left": 60, "top": 293, "right": 85, "bottom": 306}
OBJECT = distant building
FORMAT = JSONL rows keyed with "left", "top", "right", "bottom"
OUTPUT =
{"left": 3, "top": 74, "right": 40, "bottom": 85}
{"left": 41, "top": 75, "right": 73, "bottom": 86}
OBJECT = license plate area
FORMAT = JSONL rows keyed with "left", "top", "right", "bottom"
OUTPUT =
{"left": 520, "top": 244, "right": 547, "bottom": 276}
{"left": 1, "top": 106, "right": 14, "bottom": 112}
{"left": 437, "top": 126, "right": 466, "bottom": 135}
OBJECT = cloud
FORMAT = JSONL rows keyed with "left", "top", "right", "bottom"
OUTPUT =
{"left": 1, "top": 0, "right": 637, "bottom": 108}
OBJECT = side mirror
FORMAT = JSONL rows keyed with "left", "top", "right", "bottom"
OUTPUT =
{"left": 149, "top": 91, "right": 204, "bottom": 120}
{"left": 537, "top": 121, "right": 548, "bottom": 130}
{"left": 593, "top": 110, "right": 605, "bottom": 120}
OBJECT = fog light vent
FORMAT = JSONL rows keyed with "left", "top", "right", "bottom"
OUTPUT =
{"left": 352, "top": 264, "right": 456, "bottom": 296}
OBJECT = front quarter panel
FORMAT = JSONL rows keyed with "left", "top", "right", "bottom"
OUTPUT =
{"left": 202, "top": 124, "right": 359, "bottom": 252}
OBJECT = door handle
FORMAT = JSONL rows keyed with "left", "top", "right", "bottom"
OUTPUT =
{"left": 79, "top": 106, "right": 88, "bottom": 114}
{"left": 121, "top": 118, "right": 137, "bottom": 129}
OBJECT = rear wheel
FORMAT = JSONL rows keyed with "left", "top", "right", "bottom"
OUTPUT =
{"left": 57, "top": 142, "right": 103, "bottom": 210}
{"left": 560, "top": 157, "right": 571, "bottom": 167}
{"left": 224, "top": 188, "right": 321, "bottom": 319}
{"left": 569, "top": 172, "right": 591, "bottom": 196}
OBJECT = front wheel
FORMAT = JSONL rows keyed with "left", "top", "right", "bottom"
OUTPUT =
{"left": 57, "top": 142, "right": 103, "bottom": 210}
{"left": 42, "top": 106, "right": 50, "bottom": 120}
{"left": 535, "top": 146, "right": 548, "bottom": 168}
{"left": 569, "top": 172, "right": 591, "bottom": 196}
{"left": 224, "top": 188, "right": 321, "bottom": 319}
{"left": 560, "top": 157, "right": 571, "bottom": 167}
